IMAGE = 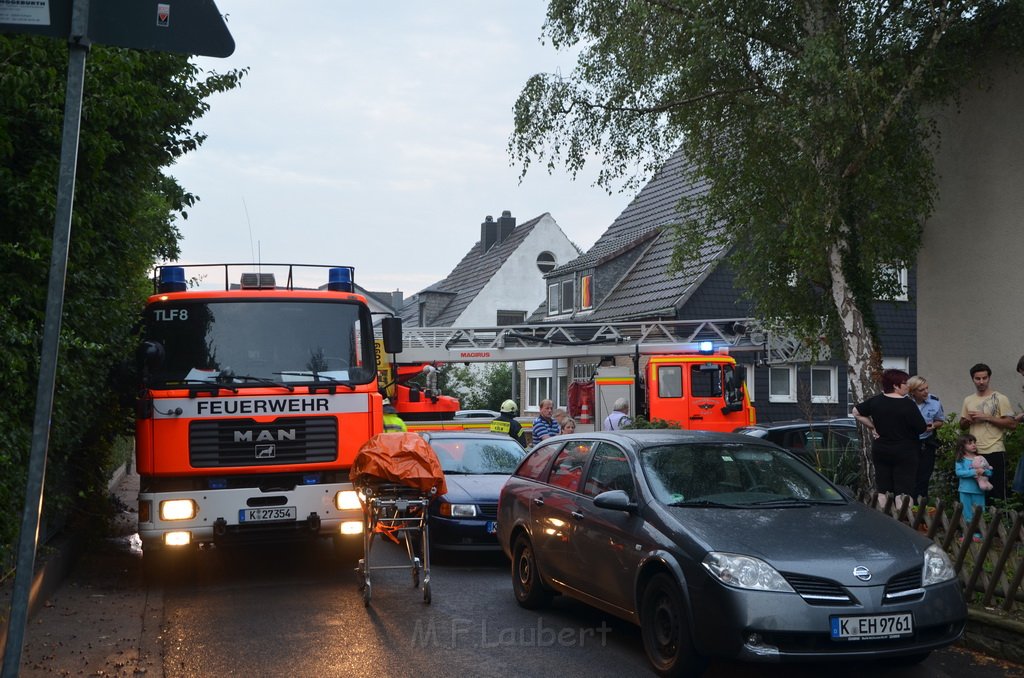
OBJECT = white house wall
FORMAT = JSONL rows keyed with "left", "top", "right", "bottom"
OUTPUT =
{"left": 918, "top": 62, "right": 1024, "bottom": 409}
{"left": 456, "top": 214, "right": 579, "bottom": 326}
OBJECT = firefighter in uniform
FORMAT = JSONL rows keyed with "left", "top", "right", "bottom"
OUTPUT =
{"left": 491, "top": 399, "right": 527, "bottom": 448}
{"left": 382, "top": 398, "right": 407, "bottom": 432}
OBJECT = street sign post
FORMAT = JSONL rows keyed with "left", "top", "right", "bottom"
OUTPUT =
{"left": 1, "top": 2, "right": 234, "bottom": 673}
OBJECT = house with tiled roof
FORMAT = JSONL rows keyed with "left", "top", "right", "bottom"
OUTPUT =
{"left": 402, "top": 210, "right": 580, "bottom": 329}
{"left": 531, "top": 149, "right": 917, "bottom": 423}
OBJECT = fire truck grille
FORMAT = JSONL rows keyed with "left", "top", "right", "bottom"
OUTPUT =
{"left": 189, "top": 418, "right": 338, "bottom": 467}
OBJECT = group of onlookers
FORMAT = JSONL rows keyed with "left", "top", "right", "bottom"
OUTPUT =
{"left": 492, "top": 396, "right": 631, "bottom": 449}
{"left": 853, "top": 359, "right": 1024, "bottom": 526}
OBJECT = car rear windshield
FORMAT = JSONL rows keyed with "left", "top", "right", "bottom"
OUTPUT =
{"left": 639, "top": 443, "right": 845, "bottom": 505}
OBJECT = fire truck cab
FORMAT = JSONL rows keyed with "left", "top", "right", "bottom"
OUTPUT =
{"left": 595, "top": 344, "right": 755, "bottom": 432}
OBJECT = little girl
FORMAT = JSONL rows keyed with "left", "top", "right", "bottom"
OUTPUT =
{"left": 954, "top": 434, "right": 992, "bottom": 532}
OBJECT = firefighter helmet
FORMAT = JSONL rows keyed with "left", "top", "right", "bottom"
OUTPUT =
{"left": 500, "top": 399, "right": 518, "bottom": 413}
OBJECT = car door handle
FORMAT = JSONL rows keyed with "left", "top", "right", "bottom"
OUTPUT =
{"left": 571, "top": 511, "right": 584, "bottom": 520}
{"left": 533, "top": 497, "right": 544, "bottom": 507}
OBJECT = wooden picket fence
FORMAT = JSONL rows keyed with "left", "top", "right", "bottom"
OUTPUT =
{"left": 861, "top": 493, "right": 1024, "bottom": 612}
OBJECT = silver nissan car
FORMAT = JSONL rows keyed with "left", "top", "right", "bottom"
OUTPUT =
{"left": 496, "top": 430, "right": 966, "bottom": 677}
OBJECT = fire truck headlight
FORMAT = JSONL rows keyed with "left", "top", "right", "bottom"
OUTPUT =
{"left": 164, "top": 531, "right": 192, "bottom": 546}
{"left": 160, "top": 499, "right": 197, "bottom": 521}
{"left": 336, "top": 490, "right": 362, "bottom": 510}
{"left": 339, "top": 521, "right": 363, "bottom": 535}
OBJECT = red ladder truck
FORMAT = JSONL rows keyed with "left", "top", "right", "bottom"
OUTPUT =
{"left": 390, "top": 321, "right": 764, "bottom": 434}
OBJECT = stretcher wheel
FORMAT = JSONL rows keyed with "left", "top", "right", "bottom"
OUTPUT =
{"left": 362, "top": 580, "right": 372, "bottom": 606}
{"left": 423, "top": 581, "right": 431, "bottom": 604}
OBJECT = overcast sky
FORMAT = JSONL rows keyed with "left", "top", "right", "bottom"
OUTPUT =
{"left": 169, "top": 2, "right": 637, "bottom": 294}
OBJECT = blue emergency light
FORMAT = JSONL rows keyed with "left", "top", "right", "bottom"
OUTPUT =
{"left": 328, "top": 266, "right": 355, "bottom": 292}
{"left": 698, "top": 341, "right": 714, "bottom": 354}
{"left": 158, "top": 266, "right": 187, "bottom": 293}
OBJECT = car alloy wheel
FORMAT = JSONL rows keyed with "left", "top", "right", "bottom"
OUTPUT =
{"left": 511, "top": 535, "right": 552, "bottom": 609}
{"left": 640, "top": 573, "right": 706, "bottom": 677}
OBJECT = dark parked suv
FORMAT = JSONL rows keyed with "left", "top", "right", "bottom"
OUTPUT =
{"left": 734, "top": 418, "right": 860, "bottom": 477}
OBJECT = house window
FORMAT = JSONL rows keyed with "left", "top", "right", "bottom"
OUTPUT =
{"left": 882, "top": 356, "right": 909, "bottom": 371}
{"left": 527, "top": 376, "right": 568, "bottom": 410}
{"left": 810, "top": 366, "right": 838, "bottom": 404}
{"left": 877, "top": 265, "right": 908, "bottom": 301}
{"left": 580, "top": 274, "right": 593, "bottom": 310}
{"left": 528, "top": 376, "right": 551, "bottom": 410}
{"left": 573, "top": 361, "right": 598, "bottom": 381}
{"left": 537, "top": 251, "right": 556, "bottom": 273}
{"left": 560, "top": 279, "right": 574, "bottom": 313}
{"left": 547, "top": 283, "right": 559, "bottom": 315}
{"left": 527, "top": 361, "right": 568, "bottom": 411}
{"left": 768, "top": 365, "right": 797, "bottom": 403}
{"left": 496, "top": 310, "right": 526, "bottom": 326}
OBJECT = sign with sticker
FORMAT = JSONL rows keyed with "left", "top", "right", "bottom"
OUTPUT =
{"left": 0, "top": 0, "right": 50, "bottom": 25}
{"left": 156, "top": 3, "right": 169, "bottom": 27}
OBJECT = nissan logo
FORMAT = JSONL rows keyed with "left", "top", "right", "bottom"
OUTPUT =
{"left": 853, "top": 566, "right": 872, "bottom": 582}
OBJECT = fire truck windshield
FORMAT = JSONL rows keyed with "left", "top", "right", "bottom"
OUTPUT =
{"left": 141, "top": 299, "right": 375, "bottom": 388}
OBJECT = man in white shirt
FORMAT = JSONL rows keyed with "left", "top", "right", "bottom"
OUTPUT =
{"left": 603, "top": 398, "right": 632, "bottom": 431}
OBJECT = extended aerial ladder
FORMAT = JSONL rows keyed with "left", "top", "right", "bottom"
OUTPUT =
{"left": 387, "top": 318, "right": 827, "bottom": 432}
{"left": 395, "top": 318, "right": 822, "bottom": 364}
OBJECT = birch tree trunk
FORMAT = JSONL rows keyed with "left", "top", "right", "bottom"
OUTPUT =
{"left": 828, "top": 239, "right": 881, "bottom": 496}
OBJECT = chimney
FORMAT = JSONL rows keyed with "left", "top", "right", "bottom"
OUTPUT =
{"left": 391, "top": 290, "right": 403, "bottom": 311}
{"left": 497, "top": 210, "right": 516, "bottom": 243}
{"left": 481, "top": 215, "right": 498, "bottom": 252}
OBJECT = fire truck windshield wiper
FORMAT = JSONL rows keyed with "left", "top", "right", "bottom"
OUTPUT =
{"left": 165, "top": 378, "right": 238, "bottom": 393}
{"left": 226, "top": 374, "right": 295, "bottom": 391}
{"left": 275, "top": 371, "right": 357, "bottom": 390}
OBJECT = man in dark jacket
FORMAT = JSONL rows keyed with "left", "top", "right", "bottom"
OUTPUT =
{"left": 490, "top": 399, "right": 527, "bottom": 448}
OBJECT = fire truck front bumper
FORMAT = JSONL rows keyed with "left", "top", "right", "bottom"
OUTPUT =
{"left": 137, "top": 483, "right": 364, "bottom": 550}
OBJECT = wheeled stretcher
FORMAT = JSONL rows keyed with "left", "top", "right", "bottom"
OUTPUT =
{"left": 349, "top": 433, "right": 447, "bottom": 606}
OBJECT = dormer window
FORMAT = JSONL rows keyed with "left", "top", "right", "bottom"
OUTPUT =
{"left": 547, "top": 283, "right": 559, "bottom": 315}
{"left": 580, "top": 274, "right": 593, "bottom": 310}
{"left": 561, "top": 280, "right": 573, "bottom": 313}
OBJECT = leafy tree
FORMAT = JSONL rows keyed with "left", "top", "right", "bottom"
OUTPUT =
{"left": 0, "top": 35, "right": 244, "bottom": 567}
{"left": 443, "top": 363, "right": 514, "bottom": 412}
{"left": 510, "top": 0, "right": 1024, "bottom": 492}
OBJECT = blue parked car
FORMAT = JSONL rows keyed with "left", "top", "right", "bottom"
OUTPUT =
{"left": 419, "top": 431, "right": 527, "bottom": 553}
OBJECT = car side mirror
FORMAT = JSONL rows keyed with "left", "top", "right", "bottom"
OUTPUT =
{"left": 593, "top": 489, "right": 636, "bottom": 512}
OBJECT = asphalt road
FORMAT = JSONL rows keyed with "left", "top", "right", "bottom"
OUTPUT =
{"left": 13, "top": 530, "right": 1024, "bottom": 678}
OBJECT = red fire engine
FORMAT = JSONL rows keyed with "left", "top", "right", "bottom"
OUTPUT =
{"left": 134, "top": 264, "right": 402, "bottom": 564}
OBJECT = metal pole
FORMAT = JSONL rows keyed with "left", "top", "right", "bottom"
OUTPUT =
{"left": 2, "top": 1, "right": 90, "bottom": 674}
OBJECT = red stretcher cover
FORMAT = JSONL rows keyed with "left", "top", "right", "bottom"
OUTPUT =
{"left": 350, "top": 432, "right": 448, "bottom": 496}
